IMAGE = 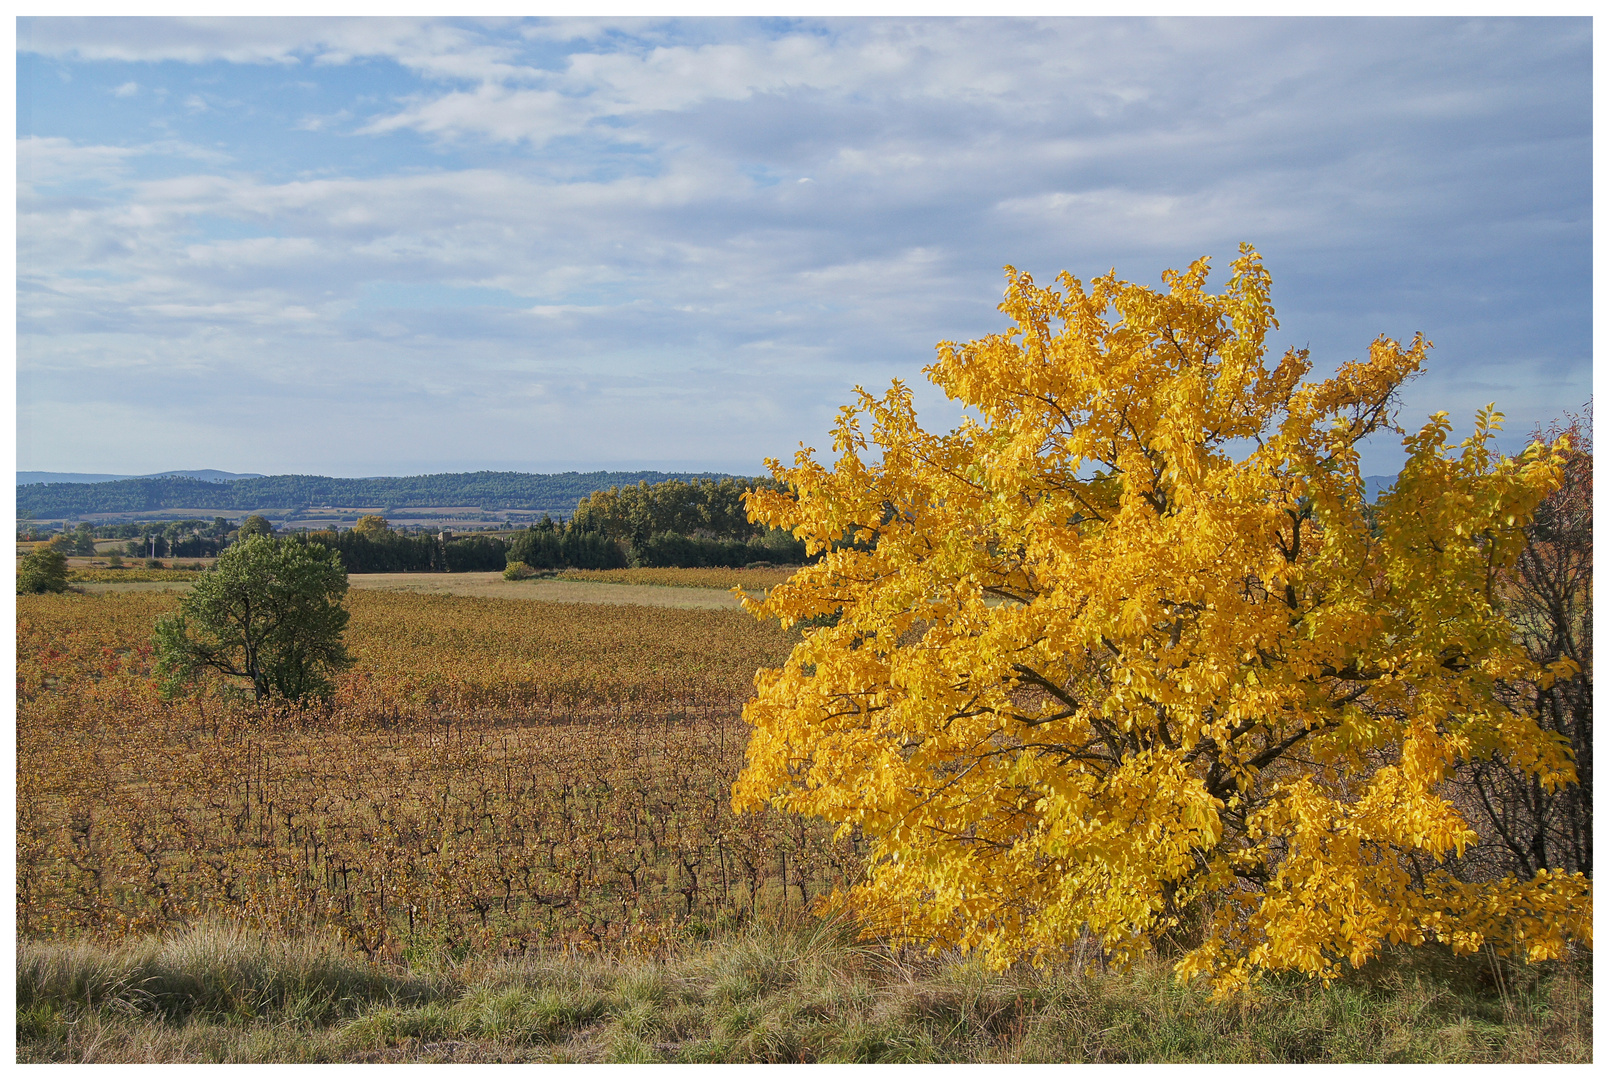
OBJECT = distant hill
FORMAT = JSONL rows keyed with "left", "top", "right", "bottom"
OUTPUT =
{"left": 17, "top": 470, "right": 750, "bottom": 520}
{"left": 17, "top": 469, "right": 266, "bottom": 486}
{"left": 18, "top": 468, "right": 1402, "bottom": 520}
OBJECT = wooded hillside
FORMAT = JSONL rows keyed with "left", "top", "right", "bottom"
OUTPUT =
{"left": 17, "top": 470, "right": 748, "bottom": 519}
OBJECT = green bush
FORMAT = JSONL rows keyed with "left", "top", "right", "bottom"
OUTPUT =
{"left": 503, "top": 561, "right": 537, "bottom": 580}
{"left": 17, "top": 547, "right": 69, "bottom": 594}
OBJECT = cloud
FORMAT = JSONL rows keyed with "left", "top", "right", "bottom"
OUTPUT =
{"left": 112, "top": 80, "right": 138, "bottom": 96}
{"left": 15, "top": 17, "right": 1592, "bottom": 477}
{"left": 18, "top": 135, "right": 137, "bottom": 184}
{"left": 22, "top": 16, "right": 547, "bottom": 85}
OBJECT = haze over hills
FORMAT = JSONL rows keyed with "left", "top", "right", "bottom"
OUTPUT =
{"left": 17, "top": 469, "right": 266, "bottom": 486}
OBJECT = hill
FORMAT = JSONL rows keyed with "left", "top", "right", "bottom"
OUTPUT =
{"left": 16, "top": 470, "right": 749, "bottom": 520}
{"left": 17, "top": 469, "right": 267, "bottom": 486}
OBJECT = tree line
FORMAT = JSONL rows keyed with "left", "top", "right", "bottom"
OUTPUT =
{"left": 298, "top": 500, "right": 808, "bottom": 575}
{"left": 20, "top": 476, "right": 811, "bottom": 575}
{"left": 28, "top": 517, "right": 242, "bottom": 558}
{"left": 292, "top": 526, "right": 512, "bottom": 574}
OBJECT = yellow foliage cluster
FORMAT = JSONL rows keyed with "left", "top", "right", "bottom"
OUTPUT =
{"left": 18, "top": 591, "right": 858, "bottom": 955}
{"left": 733, "top": 246, "right": 1590, "bottom": 996}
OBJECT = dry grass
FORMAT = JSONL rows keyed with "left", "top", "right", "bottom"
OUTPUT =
{"left": 17, "top": 921, "right": 1590, "bottom": 1063}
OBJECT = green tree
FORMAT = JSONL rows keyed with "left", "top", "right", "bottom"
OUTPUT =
{"left": 68, "top": 522, "right": 97, "bottom": 556}
{"left": 239, "top": 514, "right": 275, "bottom": 538}
{"left": 17, "top": 547, "right": 69, "bottom": 594}
{"left": 153, "top": 534, "right": 351, "bottom": 702}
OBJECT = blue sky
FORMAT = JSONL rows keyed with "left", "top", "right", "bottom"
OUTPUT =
{"left": 16, "top": 16, "right": 1592, "bottom": 478}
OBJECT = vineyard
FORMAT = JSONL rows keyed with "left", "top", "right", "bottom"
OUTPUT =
{"left": 551, "top": 566, "right": 798, "bottom": 591}
{"left": 65, "top": 568, "right": 206, "bottom": 583}
{"left": 17, "top": 590, "right": 862, "bottom": 959}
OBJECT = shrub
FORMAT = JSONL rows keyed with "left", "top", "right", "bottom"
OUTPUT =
{"left": 17, "top": 547, "right": 69, "bottom": 594}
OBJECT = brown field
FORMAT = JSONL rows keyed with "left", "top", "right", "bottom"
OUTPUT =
{"left": 352, "top": 572, "right": 745, "bottom": 609}
{"left": 57, "top": 572, "right": 749, "bottom": 609}
{"left": 68, "top": 568, "right": 208, "bottom": 583}
{"left": 553, "top": 566, "right": 800, "bottom": 591}
{"left": 17, "top": 590, "right": 858, "bottom": 959}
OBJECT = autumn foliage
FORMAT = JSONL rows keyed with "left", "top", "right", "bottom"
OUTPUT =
{"left": 734, "top": 246, "right": 1591, "bottom": 995}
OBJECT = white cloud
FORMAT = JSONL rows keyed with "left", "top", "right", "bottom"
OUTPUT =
{"left": 24, "top": 16, "right": 548, "bottom": 84}
{"left": 112, "top": 80, "right": 138, "bottom": 97}
{"left": 15, "top": 17, "right": 1592, "bottom": 477}
{"left": 17, "top": 135, "right": 136, "bottom": 185}
{"left": 360, "top": 85, "right": 587, "bottom": 143}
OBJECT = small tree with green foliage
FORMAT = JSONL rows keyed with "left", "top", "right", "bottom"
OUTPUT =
{"left": 239, "top": 514, "right": 275, "bottom": 539}
{"left": 153, "top": 534, "right": 351, "bottom": 702}
{"left": 17, "top": 547, "right": 69, "bottom": 594}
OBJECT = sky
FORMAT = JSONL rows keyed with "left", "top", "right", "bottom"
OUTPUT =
{"left": 15, "top": 16, "right": 1593, "bottom": 479}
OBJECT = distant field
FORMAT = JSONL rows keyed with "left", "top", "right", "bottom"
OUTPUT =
{"left": 66, "top": 574, "right": 748, "bottom": 609}
{"left": 350, "top": 572, "right": 746, "bottom": 609}
{"left": 553, "top": 566, "right": 800, "bottom": 591}
{"left": 27, "top": 559, "right": 781, "bottom": 608}
{"left": 68, "top": 568, "right": 206, "bottom": 583}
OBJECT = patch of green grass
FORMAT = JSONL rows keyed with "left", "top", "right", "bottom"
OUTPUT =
{"left": 17, "top": 920, "right": 1591, "bottom": 1063}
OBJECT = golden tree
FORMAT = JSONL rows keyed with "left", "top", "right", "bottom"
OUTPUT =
{"left": 733, "top": 246, "right": 1591, "bottom": 995}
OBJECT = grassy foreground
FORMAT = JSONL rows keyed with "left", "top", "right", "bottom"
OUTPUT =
{"left": 17, "top": 920, "right": 1589, "bottom": 1063}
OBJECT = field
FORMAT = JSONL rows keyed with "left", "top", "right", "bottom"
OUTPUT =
{"left": 552, "top": 566, "right": 800, "bottom": 591}
{"left": 68, "top": 567, "right": 207, "bottom": 583}
{"left": 16, "top": 586, "right": 1591, "bottom": 1062}
{"left": 18, "top": 590, "right": 856, "bottom": 957}
{"left": 349, "top": 572, "right": 746, "bottom": 609}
